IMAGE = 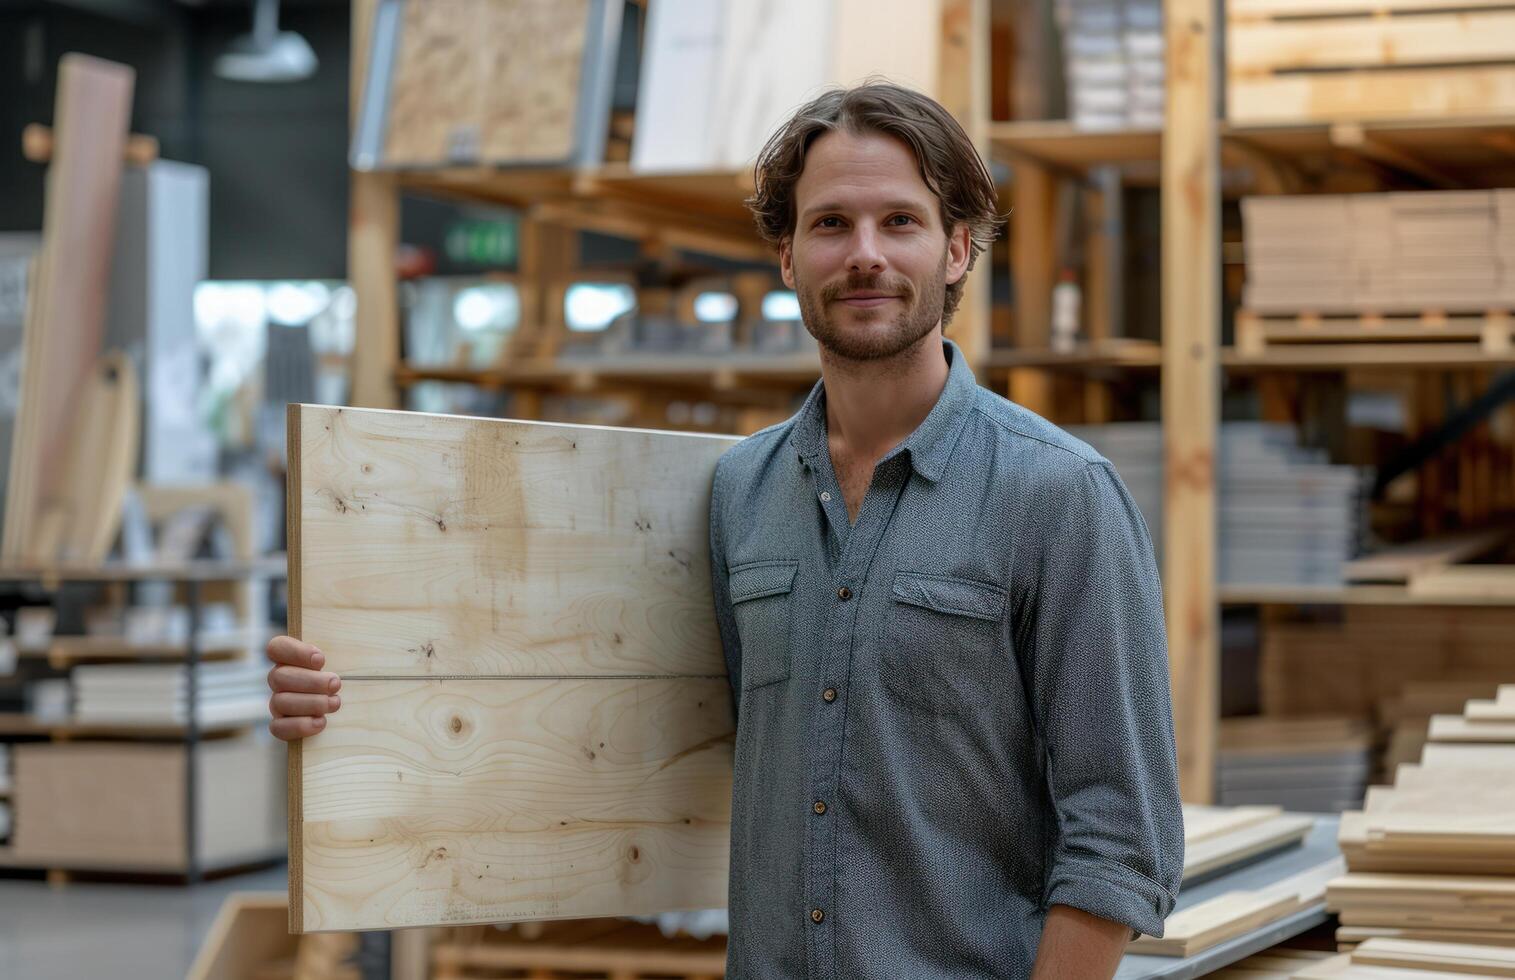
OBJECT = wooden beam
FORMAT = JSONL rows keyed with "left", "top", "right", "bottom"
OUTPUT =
{"left": 348, "top": 0, "right": 400, "bottom": 410}
{"left": 938, "top": 0, "right": 992, "bottom": 373}
{"left": 1009, "top": 160, "right": 1057, "bottom": 414}
{"left": 287, "top": 405, "right": 737, "bottom": 933}
{"left": 1162, "top": 0, "right": 1220, "bottom": 803}
{"left": 1329, "top": 123, "right": 1461, "bottom": 189}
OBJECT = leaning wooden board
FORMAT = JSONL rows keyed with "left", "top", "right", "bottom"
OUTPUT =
{"left": 1, "top": 54, "right": 133, "bottom": 562}
{"left": 286, "top": 405, "right": 739, "bottom": 932}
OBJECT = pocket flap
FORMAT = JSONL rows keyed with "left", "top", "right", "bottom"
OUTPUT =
{"left": 730, "top": 560, "right": 799, "bottom": 603}
{"left": 892, "top": 571, "right": 1005, "bottom": 622}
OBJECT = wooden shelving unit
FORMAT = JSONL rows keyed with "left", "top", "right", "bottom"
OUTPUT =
{"left": 0, "top": 559, "right": 287, "bottom": 882}
{"left": 343, "top": 0, "right": 1515, "bottom": 809}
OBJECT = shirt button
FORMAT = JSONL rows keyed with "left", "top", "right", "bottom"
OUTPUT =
{"left": 820, "top": 491, "right": 832, "bottom": 502}
{"left": 822, "top": 687, "right": 837, "bottom": 703}
{"left": 837, "top": 586, "right": 851, "bottom": 600}
{"left": 813, "top": 800, "right": 827, "bottom": 815}
{"left": 811, "top": 908, "right": 826, "bottom": 924}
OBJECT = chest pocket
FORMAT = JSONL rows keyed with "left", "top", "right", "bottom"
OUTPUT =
{"left": 884, "top": 570, "right": 1007, "bottom": 715}
{"left": 729, "top": 560, "right": 799, "bottom": 691}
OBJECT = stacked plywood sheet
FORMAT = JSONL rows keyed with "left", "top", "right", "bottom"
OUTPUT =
{"left": 1219, "top": 717, "right": 1372, "bottom": 813}
{"left": 1242, "top": 192, "right": 1515, "bottom": 314}
{"left": 1064, "top": 421, "right": 1363, "bottom": 584}
{"left": 1132, "top": 855, "right": 1344, "bottom": 957}
{"left": 1379, "top": 680, "right": 1507, "bottom": 775}
{"left": 1183, "top": 803, "right": 1316, "bottom": 881}
{"left": 1059, "top": 0, "right": 1164, "bottom": 129}
{"left": 71, "top": 660, "right": 269, "bottom": 727}
{"left": 1331, "top": 692, "right": 1515, "bottom": 950}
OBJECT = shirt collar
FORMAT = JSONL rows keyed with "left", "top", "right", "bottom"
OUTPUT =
{"left": 789, "top": 338, "right": 976, "bottom": 484}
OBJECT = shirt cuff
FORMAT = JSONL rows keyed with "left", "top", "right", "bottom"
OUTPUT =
{"left": 1044, "top": 857, "right": 1177, "bottom": 938}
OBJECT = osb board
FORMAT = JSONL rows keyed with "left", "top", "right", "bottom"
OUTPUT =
{"left": 378, "top": 0, "right": 595, "bottom": 167}
{"left": 287, "top": 405, "right": 739, "bottom": 933}
{"left": 1, "top": 55, "right": 132, "bottom": 562}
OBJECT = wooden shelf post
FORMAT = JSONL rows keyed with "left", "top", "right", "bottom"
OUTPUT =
{"left": 1162, "top": 0, "right": 1221, "bottom": 802}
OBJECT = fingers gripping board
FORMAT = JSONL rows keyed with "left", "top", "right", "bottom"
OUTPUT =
{"left": 286, "top": 404, "right": 738, "bottom": 932}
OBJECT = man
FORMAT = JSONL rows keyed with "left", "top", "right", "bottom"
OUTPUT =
{"left": 268, "top": 83, "right": 1183, "bottom": 978}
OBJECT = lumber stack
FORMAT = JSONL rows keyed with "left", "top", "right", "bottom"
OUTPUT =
{"left": 1183, "top": 803, "right": 1315, "bottom": 881}
{"left": 1219, "top": 716, "right": 1372, "bottom": 813}
{"left": 1131, "top": 855, "right": 1344, "bottom": 957}
{"left": 1242, "top": 191, "right": 1515, "bottom": 313}
{"left": 1379, "top": 680, "right": 1506, "bottom": 775}
{"left": 1059, "top": 0, "right": 1164, "bottom": 130}
{"left": 1331, "top": 691, "right": 1515, "bottom": 950}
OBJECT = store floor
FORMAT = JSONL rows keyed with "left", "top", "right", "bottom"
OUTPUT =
{"left": 0, "top": 863, "right": 287, "bottom": 979}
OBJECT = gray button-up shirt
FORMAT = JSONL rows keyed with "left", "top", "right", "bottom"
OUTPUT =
{"left": 708, "top": 339, "right": 1184, "bottom": 977}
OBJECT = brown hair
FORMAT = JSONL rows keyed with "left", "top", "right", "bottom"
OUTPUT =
{"left": 746, "top": 82, "right": 1001, "bottom": 324}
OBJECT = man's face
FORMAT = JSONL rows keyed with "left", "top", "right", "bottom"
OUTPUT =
{"left": 780, "top": 129, "right": 971, "bottom": 362}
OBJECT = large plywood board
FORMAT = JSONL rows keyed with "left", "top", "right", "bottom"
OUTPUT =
{"left": 355, "top": 0, "right": 619, "bottom": 169}
{"left": 287, "top": 405, "right": 739, "bottom": 933}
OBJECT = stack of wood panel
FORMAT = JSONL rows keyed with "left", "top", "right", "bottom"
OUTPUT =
{"left": 1219, "top": 716, "right": 1373, "bottom": 813}
{"left": 1242, "top": 191, "right": 1515, "bottom": 313}
{"left": 1204, "top": 947, "right": 1334, "bottom": 978}
{"left": 1330, "top": 689, "right": 1515, "bottom": 951}
{"left": 1182, "top": 803, "right": 1315, "bottom": 881}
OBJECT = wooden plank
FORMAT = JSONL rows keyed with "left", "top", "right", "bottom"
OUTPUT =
{"left": 1428, "top": 714, "right": 1515, "bottom": 743}
{"left": 349, "top": 0, "right": 400, "bottom": 411}
{"left": 1229, "top": 65, "right": 1515, "bottom": 126}
{"left": 1352, "top": 937, "right": 1515, "bottom": 976}
{"left": 1163, "top": 0, "right": 1221, "bottom": 804}
{"left": 833, "top": 0, "right": 942, "bottom": 94}
{"left": 186, "top": 893, "right": 298, "bottom": 980}
{"left": 1229, "top": 12, "right": 1515, "bottom": 75}
{"left": 1230, "top": 0, "right": 1515, "bottom": 17}
{"left": 1184, "top": 814, "right": 1315, "bottom": 880}
{"left": 1410, "top": 566, "right": 1515, "bottom": 601}
{"left": 936, "top": 0, "right": 990, "bottom": 374}
{"left": 2, "top": 55, "right": 134, "bottom": 562}
{"left": 1338, "top": 926, "right": 1515, "bottom": 948}
{"left": 28, "top": 352, "right": 138, "bottom": 563}
{"left": 289, "top": 405, "right": 739, "bottom": 933}
{"left": 1183, "top": 803, "right": 1283, "bottom": 845}
{"left": 1343, "top": 528, "right": 1510, "bottom": 584}
{"left": 1009, "top": 160, "right": 1056, "bottom": 414}
{"left": 1133, "top": 856, "right": 1343, "bottom": 956}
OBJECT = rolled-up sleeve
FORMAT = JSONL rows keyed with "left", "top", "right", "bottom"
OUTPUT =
{"left": 708, "top": 454, "right": 743, "bottom": 722}
{"left": 1028, "top": 459, "right": 1184, "bottom": 938}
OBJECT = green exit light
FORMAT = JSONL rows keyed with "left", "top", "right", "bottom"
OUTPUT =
{"left": 445, "top": 220, "right": 517, "bottom": 266}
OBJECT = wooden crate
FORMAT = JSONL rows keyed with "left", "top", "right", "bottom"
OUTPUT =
{"left": 9, "top": 735, "right": 284, "bottom": 872}
{"left": 1227, "top": 0, "right": 1515, "bottom": 124}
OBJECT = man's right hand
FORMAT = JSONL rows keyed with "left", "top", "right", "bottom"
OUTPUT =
{"left": 266, "top": 635, "right": 342, "bottom": 741}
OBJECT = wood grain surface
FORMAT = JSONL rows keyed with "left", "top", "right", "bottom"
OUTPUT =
{"left": 288, "top": 405, "right": 738, "bottom": 932}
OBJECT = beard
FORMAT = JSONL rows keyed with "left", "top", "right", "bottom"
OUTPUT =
{"left": 795, "top": 249, "right": 948, "bottom": 362}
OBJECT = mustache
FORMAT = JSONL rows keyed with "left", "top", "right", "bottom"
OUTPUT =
{"left": 819, "top": 273, "right": 914, "bottom": 303}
